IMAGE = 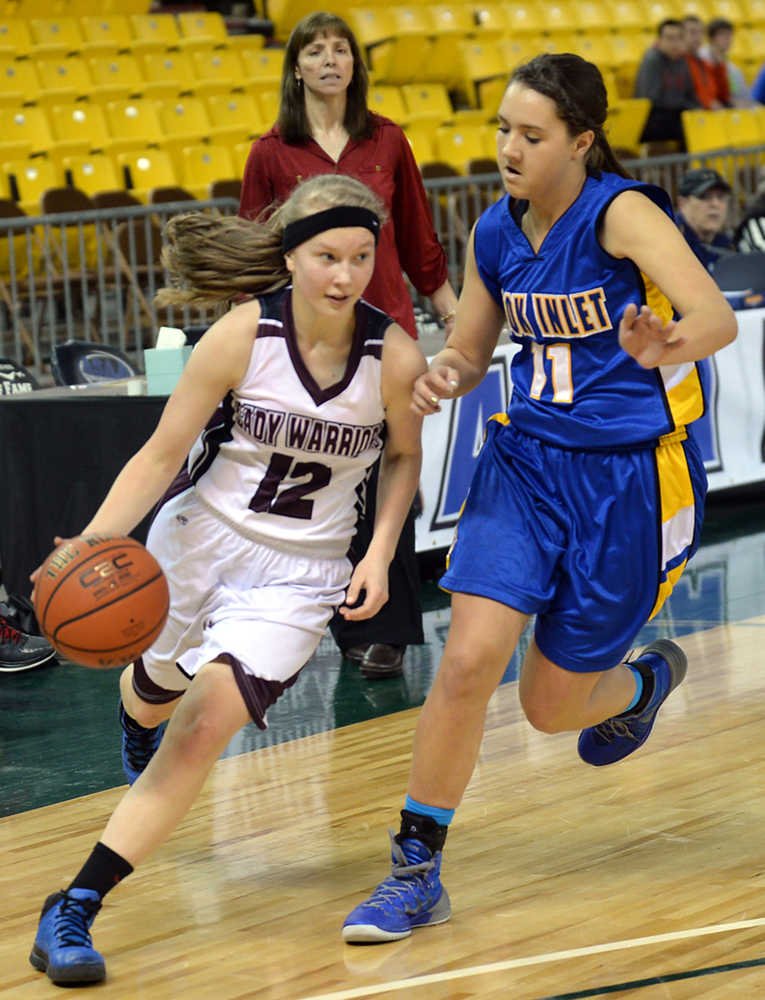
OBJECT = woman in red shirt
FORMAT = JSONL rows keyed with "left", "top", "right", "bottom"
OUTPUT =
{"left": 240, "top": 11, "right": 459, "bottom": 676}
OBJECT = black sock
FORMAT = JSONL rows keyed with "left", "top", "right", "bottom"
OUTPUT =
{"left": 618, "top": 659, "right": 655, "bottom": 717}
{"left": 122, "top": 705, "right": 157, "bottom": 734}
{"left": 396, "top": 809, "right": 448, "bottom": 855}
{"left": 68, "top": 842, "right": 134, "bottom": 899}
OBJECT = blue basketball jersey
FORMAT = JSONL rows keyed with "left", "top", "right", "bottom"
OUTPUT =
{"left": 474, "top": 172, "right": 705, "bottom": 449}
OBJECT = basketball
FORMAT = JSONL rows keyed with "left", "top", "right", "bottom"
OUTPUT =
{"left": 34, "top": 535, "right": 170, "bottom": 669}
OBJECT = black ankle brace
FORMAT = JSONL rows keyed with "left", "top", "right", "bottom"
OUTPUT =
{"left": 396, "top": 809, "right": 448, "bottom": 855}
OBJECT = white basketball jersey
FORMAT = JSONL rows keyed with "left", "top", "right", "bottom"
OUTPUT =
{"left": 188, "top": 288, "right": 391, "bottom": 558}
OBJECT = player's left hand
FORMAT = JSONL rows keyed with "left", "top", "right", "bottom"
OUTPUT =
{"left": 338, "top": 556, "right": 388, "bottom": 621}
{"left": 619, "top": 303, "right": 686, "bottom": 368}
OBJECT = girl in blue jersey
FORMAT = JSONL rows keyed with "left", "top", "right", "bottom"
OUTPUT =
{"left": 343, "top": 53, "right": 736, "bottom": 943}
{"left": 28, "top": 174, "right": 426, "bottom": 985}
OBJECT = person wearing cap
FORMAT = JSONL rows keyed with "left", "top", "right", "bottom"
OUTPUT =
{"left": 676, "top": 168, "right": 736, "bottom": 268}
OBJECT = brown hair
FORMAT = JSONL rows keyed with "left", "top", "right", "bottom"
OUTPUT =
{"left": 155, "top": 174, "right": 387, "bottom": 307}
{"left": 509, "top": 53, "right": 631, "bottom": 179}
{"left": 278, "top": 12, "right": 373, "bottom": 144}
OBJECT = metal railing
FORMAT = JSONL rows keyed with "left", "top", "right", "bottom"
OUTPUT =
{"left": 0, "top": 197, "right": 239, "bottom": 376}
{"left": 2, "top": 144, "right": 764, "bottom": 379}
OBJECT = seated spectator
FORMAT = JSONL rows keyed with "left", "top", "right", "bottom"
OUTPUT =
{"left": 734, "top": 166, "right": 765, "bottom": 251}
{"left": 634, "top": 19, "right": 700, "bottom": 147}
{"left": 676, "top": 167, "right": 736, "bottom": 268}
{"left": 700, "top": 18, "right": 752, "bottom": 108}
{"left": 683, "top": 15, "right": 729, "bottom": 109}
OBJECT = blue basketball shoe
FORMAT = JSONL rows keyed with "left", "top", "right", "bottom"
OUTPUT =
{"left": 29, "top": 888, "right": 105, "bottom": 985}
{"left": 119, "top": 701, "right": 165, "bottom": 785}
{"left": 342, "top": 832, "right": 451, "bottom": 942}
{"left": 578, "top": 639, "right": 687, "bottom": 766}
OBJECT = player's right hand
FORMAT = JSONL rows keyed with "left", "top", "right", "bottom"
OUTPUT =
{"left": 412, "top": 365, "right": 459, "bottom": 415}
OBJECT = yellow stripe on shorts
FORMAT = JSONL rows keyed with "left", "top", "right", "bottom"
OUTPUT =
{"left": 648, "top": 427, "right": 695, "bottom": 620}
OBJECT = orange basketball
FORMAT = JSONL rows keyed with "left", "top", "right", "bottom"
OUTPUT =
{"left": 34, "top": 535, "right": 169, "bottom": 669}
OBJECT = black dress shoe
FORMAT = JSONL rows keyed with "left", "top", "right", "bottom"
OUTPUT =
{"left": 349, "top": 643, "right": 405, "bottom": 679}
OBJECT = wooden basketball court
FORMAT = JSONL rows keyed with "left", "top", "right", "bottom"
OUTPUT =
{"left": 3, "top": 603, "right": 765, "bottom": 997}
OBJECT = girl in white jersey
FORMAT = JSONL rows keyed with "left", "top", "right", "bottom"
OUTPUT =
{"left": 29, "top": 173, "right": 426, "bottom": 987}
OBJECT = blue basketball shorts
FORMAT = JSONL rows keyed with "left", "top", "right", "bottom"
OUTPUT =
{"left": 440, "top": 417, "right": 706, "bottom": 672}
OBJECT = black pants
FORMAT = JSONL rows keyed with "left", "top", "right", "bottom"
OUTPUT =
{"left": 640, "top": 107, "right": 687, "bottom": 149}
{"left": 329, "top": 460, "right": 424, "bottom": 652}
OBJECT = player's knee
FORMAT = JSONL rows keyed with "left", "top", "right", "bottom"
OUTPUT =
{"left": 519, "top": 688, "right": 568, "bottom": 733}
{"left": 438, "top": 647, "right": 499, "bottom": 703}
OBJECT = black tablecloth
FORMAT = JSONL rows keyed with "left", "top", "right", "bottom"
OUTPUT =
{"left": 0, "top": 394, "right": 166, "bottom": 598}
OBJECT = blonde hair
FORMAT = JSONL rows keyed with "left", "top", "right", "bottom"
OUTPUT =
{"left": 155, "top": 174, "right": 387, "bottom": 307}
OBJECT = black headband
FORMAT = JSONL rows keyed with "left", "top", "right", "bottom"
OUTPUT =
{"left": 282, "top": 206, "right": 381, "bottom": 253}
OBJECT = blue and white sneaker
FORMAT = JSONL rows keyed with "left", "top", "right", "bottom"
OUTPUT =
{"left": 29, "top": 888, "right": 105, "bottom": 985}
{"left": 578, "top": 639, "right": 687, "bottom": 766}
{"left": 119, "top": 701, "right": 165, "bottom": 785}
{"left": 342, "top": 832, "right": 451, "bottom": 943}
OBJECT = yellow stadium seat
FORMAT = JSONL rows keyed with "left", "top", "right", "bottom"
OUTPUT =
{"left": 708, "top": 0, "right": 745, "bottom": 24}
{"left": 28, "top": 17, "right": 84, "bottom": 56}
{"left": 348, "top": 7, "right": 429, "bottom": 84}
{"left": 176, "top": 11, "right": 229, "bottom": 48}
{"left": 608, "top": 0, "right": 647, "bottom": 32}
{"left": 679, "top": 0, "right": 711, "bottom": 18}
{"left": 205, "top": 92, "right": 268, "bottom": 142}
{"left": 139, "top": 50, "right": 196, "bottom": 99}
{"left": 542, "top": 0, "right": 578, "bottom": 32}
{"left": 0, "top": 55, "right": 41, "bottom": 107}
{"left": 724, "top": 107, "right": 761, "bottom": 146}
{"left": 104, "top": 98, "right": 164, "bottom": 155}
{"left": 48, "top": 101, "right": 115, "bottom": 159}
{"left": 232, "top": 139, "right": 253, "bottom": 175}
{"left": 404, "top": 122, "right": 438, "bottom": 164}
{"left": 570, "top": 30, "right": 620, "bottom": 70}
{"left": 239, "top": 46, "right": 284, "bottom": 89}
{"left": 681, "top": 108, "right": 730, "bottom": 152}
{"left": 155, "top": 96, "right": 213, "bottom": 170}
{"left": 78, "top": 14, "right": 133, "bottom": 55}
{"left": 34, "top": 54, "right": 93, "bottom": 105}
{"left": 62, "top": 152, "right": 122, "bottom": 197}
{"left": 605, "top": 97, "right": 650, "bottom": 154}
{"left": 0, "top": 17, "right": 33, "bottom": 56}
{"left": 473, "top": 4, "right": 509, "bottom": 40}
{"left": 128, "top": 13, "right": 182, "bottom": 52}
{"left": 502, "top": 1, "right": 546, "bottom": 35}
{"left": 428, "top": 3, "right": 475, "bottom": 39}
{"left": 641, "top": 0, "right": 677, "bottom": 28}
{"left": 570, "top": 0, "right": 610, "bottom": 30}
{"left": 256, "top": 88, "right": 280, "bottom": 128}
{"left": 368, "top": 84, "right": 410, "bottom": 123}
{"left": 434, "top": 122, "right": 492, "bottom": 171}
{"left": 455, "top": 39, "right": 508, "bottom": 107}
{"left": 190, "top": 47, "right": 246, "bottom": 96}
{"left": 87, "top": 53, "right": 146, "bottom": 101}
{"left": 401, "top": 82, "right": 454, "bottom": 124}
{"left": 2, "top": 157, "right": 63, "bottom": 213}
{"left": 117, "top": 148, "right": 177, "bottom": 202}
{"left": 497, "top": 35, "right": 541, "bottom": 74}
{"left": 744, "top": 0, "right": 765, "bottom": 25}
{"left": 180, "top": 143, "right": 237, "bottom": 200}
{"left": 0, "top": 105, "right": 54, "bottom": 157}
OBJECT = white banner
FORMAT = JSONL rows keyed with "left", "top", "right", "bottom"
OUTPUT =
{"left": 415, "top": 308, "right": 765, "bottom": 554}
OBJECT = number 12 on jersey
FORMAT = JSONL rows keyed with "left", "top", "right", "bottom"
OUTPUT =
{"left": 249, "top": 452, "right": 331, "bottom": 520}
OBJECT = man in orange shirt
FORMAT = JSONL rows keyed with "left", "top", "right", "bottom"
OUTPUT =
{"left": 684, "top": 14, "right": 730, "bottom": 109}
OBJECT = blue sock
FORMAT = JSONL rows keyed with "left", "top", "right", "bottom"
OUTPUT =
{"left": 623, "top": 664, "right": 644, "bottom": 712}
{"left": 404, "top": 795, "right": 455, "bottom": 827}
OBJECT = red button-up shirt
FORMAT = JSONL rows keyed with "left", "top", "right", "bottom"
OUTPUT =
{"left": 239, "top": 113, "right": 449, "bottom": 338}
